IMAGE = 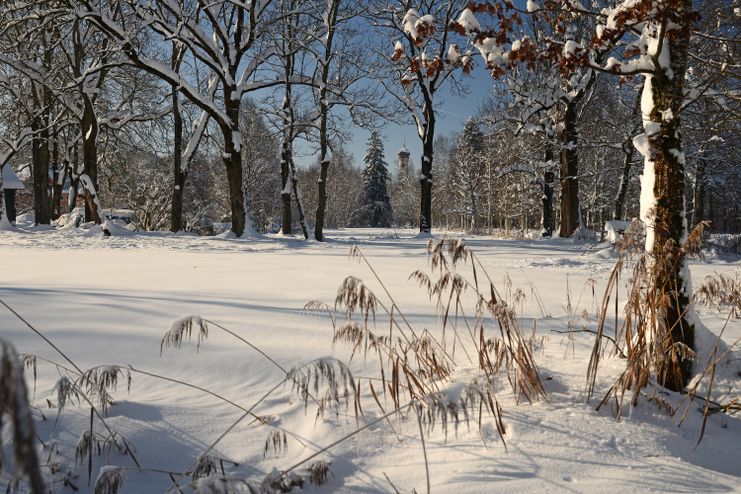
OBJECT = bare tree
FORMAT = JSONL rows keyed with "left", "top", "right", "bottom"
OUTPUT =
{"left": 78, "top": 0, "right": 287, "bottom": 237}
{"left": 378, "top": 0, "right": 467, "bottom": 234}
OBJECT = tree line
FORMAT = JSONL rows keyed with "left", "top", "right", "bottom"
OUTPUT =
{"left": 0, "top": 0, "right": 738, "bottom": 241}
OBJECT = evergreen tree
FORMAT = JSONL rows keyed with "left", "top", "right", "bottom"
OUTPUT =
{"left": 451, "top": 119, "right": 485, "bottom": 230}
{"left": 361, "top": 131, "right": 392, "bottom": 227}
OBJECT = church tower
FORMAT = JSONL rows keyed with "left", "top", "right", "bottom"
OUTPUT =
{"left": 397, "top": 145, "right": 410, "bottom": 175}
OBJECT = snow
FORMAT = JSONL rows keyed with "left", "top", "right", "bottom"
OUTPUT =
{"left": 562, "top": 40, "right": 581, "bottom": 58}
{"left": 0, "top": 228, "right": 738, "bottom": 493}
{"left": 403, "top": 9, "right": 421, "bottom": 39}
{"left": 231, "top": 131, "right": 242, "bottom": 154}
{"left": 604, "top": 220, "right": 632, "bottom": 243}
{"left": 0, "top": 215, "right": 13, "bottom": 231}
{"left": 474, "top": 37, "right": 508, "bottom": 69}
{"left": 402, "top": 10, "right": 434, "bottom": 41}
{"left": 637, "top": 74, "right": 657, "bottom": 253}
{"left": 446, "top": 44, "right": 460, "bottom": 64}
{"left": 1, "top": 164, "right": 24, "bottom": 190}
{"left": 455, "top": 9, "right": 480, "bottom": 34}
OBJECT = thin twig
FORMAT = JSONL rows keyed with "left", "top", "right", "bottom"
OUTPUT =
{"left": 415, "top": 404, "right": 431, "bottom": 494}
{"left": 0, "top": 298, "right": 140, "bottom": 469}
{"left": 205, "top": 320, "right": 289, "bottom": 375}
{"left": 0, "top": 298, "right": 83, "bottom": 374}
{"left": 550, "top": 329, "right": 625, "bottom": 357}
{"left": 169, "top": 379, "right": 286, "bottom": 491}
{"left": 281, "top": 404, "right": 406, "bottom": 476}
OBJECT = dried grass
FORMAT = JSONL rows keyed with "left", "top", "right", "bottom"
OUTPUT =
{"left": 264, "top": 430, "right": 288, "bottom": 459}
{"left": 307, "top": 460, "right": 332, "bottom": 486}
{"left": 161, "top": 315, "right": 209, "bottom": 354}
{"left": 287, "top": 358, "right": 357, "bottom": 420}
{"left": 319, "top": 240, "right": 545, "bottom": 454}
{"left": 77, "top": 366, "right": 131, "bottom": 415}
{"left": 588, "top": 221, "right": 738, "bottom": 434}
{"left": 190, "top": 454, "right": 219, "bottom": 481}
{"left": 0, "top": 339, "right": 45, "bottom": 493}
{"left": 94, "top": 465, "right": 124, "bottom": 494}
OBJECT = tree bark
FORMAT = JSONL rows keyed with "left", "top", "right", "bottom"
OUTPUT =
{"left": 614, "top": 89, "right": 642, "bottom": 221}
{"left": 30, "top": 81, "right": 51, "bottom": 225}
{"left": 67, "top": 147, "right": 79, "bottom": 214}
{"left": 0, "top": 165, "right": 6, "bottom": 227}
{"left": 80, "top": 100, "right": 102, "bottom": 224}
{"left": 419, "top": 104, "right": 435, "bottom": 233}
{"left": 691, "top": 159, "right": 705, "bottom": 228}
{"left": 313, "top": 0, "right": 340, "bottom": 241}
{"left": 170, "top": 44, "right": 187, "bottom": 233}
{"left": 51, "top": 132, "right": 63, "bottom": 220}
{"left": 541, "top": 143, "right": 555, "bottom": 237}
{"left": 641, "top": 4, "right": 694, "bottom": 391}
{"left": 289, "top": 156, "right": 308, "bottom": 238}
{"left": 613, "top": 141, "right": 634, "bottom": 221}
{"left": 280, "top": 47, "right": 294, "bottom": 235}
{"left": 72, "top": 19, "right": 102, "bottom": 225}
{"left": 223, "top": 93, "right": 246, "bottom": 237}
{"left": 280, "top": 139, "right": 292, "bottom": 234}
{"left": 30, "top": 114, "right": 51, "bottom": 225}
{"left": 170, "top": 86, "right": 186, "bottom": 232}
{"left": 315, "top": 152, "right": 330, "bottom": 241}
{"left": 558, "top": 100, "right": 579, "bottom": 237}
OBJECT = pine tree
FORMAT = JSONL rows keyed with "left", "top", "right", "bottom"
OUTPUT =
{"left": 361, "top": 131, "right": 392, "bottom": 227}
{"left": 451, "top": 119, "right": 485, "bottom": 230}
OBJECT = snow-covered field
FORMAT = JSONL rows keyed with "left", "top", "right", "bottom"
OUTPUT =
{"left": 1, "top": 226, "right": 739, "bottom": 493}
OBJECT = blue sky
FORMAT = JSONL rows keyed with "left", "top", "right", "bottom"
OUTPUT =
{"left": 349, "top": 68, "right": 494, "bottom": 173}
{"left": 293, "top": 68, "right": 496, "bottom": 174}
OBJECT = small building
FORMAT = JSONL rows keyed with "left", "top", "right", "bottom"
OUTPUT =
{"left": 2, "top": 164, "right": 25, "bottom": 224}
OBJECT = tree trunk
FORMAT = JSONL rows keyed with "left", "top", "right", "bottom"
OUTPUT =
{"left": 51, "top": 133, "right": 63, "bottom": 220}
{"left": 559, "top": 100, "right": 579, "bottom": 237}
{"left": 468, "top": 181, "right": 477, "bottom": 231}
{"left": 30, "top": 83, "right": 51, "bottom": 225}
{"left": 31, "top": 118, "right": 51, "bottom": 226}
{"left": 170, "top": 85, "right": 187, "bottom": 232}
{"left": 0, "top": 164, "right": 7, "bottom": 228}
{"left": 81, "top": 100, "right": 102, "bottom": 224}
{"left": 314, "top": 89, "right": 330, "bottom": 240}
{"left": 613, "top": 141, "right": 634, "bottom": 221}
{"left": 640, "top": 5, "right": 694, "bottom": 391}
{"left": 691, "top": 159, "right": 705, "bottom": 227}
{"left": 313, "top": 0, "right": 340, "bottom": 241}
{"left": 289, "top": 156, "right": 308, "bottom": 239}
{"left": 315, "top": 155, "right": 330, "bottom": 241}
{"left": 614, "top": 88, "right": 642, "bottom": 221}
{"left": 541, "top": 143, "right": 555, "bottom": 237}
{"left": 170, "top": 44, "right": 187, "bottom": 233}
{"left": 224, "top": 147, "right": 246, "bottom": 237}
{"left": 280, "top": 86, "right": 293, "bottom": 235}
{"left": 280, "top": 138, "right": 292, "bottom": 235}
{"left": 419, "top": 107, "right": 435, "bottom": 233}
{"left": 223, "top": 94, "right": 247, "bottom": 237}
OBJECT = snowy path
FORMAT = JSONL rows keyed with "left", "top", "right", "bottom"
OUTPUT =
{"left": 1, "top": 228, "right": 739, "bottom": 493}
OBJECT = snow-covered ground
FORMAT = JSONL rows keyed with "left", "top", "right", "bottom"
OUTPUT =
{"left": 1, "top": 225, "right": 739, "bottom": 493}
